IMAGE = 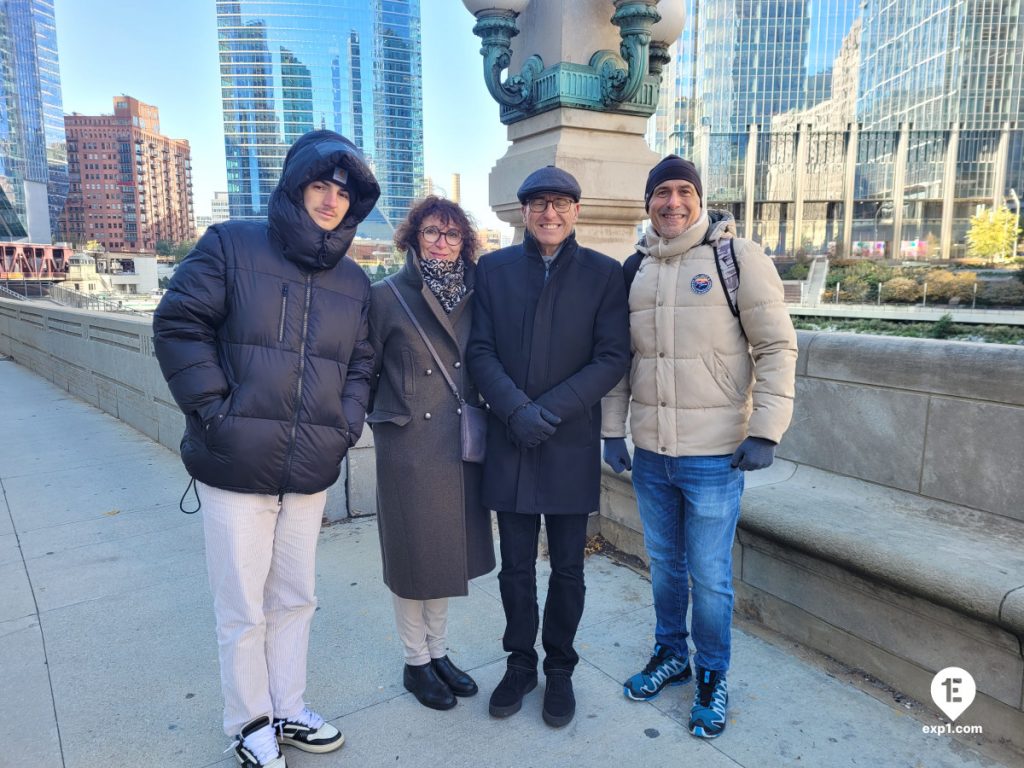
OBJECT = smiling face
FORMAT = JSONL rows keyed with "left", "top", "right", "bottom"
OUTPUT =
{"left": 522, "top": 195, "right": 580, "bottom": 256}
{"left": 303, "top": 180, "right": 350, "bottom": 231}
{"left": 417, "top": 214, "right": 463, "bottom": 262}
{"left": 649, "top": 180, "right": 702, "bottom": 239}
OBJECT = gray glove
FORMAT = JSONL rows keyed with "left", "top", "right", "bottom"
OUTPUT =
{"left": 602, "top": 438, "right": 632, "bottom": 473}
{"left": 730, "top": 436, "right": 776, "bottom": 471}
{"left": 508, "top": 402, "right": 561, "bottom": 449}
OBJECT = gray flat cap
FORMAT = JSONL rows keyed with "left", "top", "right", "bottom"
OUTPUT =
{"left": 516, "top": 165, "right": 581, "bottom": 203}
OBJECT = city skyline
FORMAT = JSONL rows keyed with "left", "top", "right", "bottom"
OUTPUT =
{"left": 215, "top": 1, "right": 424, "bottom": 229}
{"left": 651, "top": 0, "right": 1024, "bottom": 260}
{"left": 53, "top": 0, "right": 509, "bottom": 230}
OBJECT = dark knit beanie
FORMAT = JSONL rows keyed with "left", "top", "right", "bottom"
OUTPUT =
{"left": 644, "top": 155, "right": 702, "bottom": 211}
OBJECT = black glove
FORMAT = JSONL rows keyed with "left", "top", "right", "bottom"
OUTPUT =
{"left": 730, "top": 436, "right": 776, "bottom": 471}
{"left": 508, "top": 402, "right": 561, "bottom": 449}
{"left": 602, "top": 438, "right": 632, "bottom": 473}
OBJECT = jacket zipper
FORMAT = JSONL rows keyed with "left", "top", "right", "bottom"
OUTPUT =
{"left": 280, "top": 272, "right": 313, "bottom": 495}
{"left": 277, "top": 283, "right": 289, "bottom": 343}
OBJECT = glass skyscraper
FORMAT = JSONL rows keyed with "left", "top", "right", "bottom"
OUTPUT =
{"left": 0, "top": 0, "right": 68, "bottom": 242}
{"left": 652, "top": 0, "right": 1023, "bottom": 259}
{"left": 216, "top": 0, "right": 423, "bottom": 234}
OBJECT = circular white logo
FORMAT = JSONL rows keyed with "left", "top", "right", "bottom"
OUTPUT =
{"left": 930, "top": 667, "right": 976, "bottom": 722}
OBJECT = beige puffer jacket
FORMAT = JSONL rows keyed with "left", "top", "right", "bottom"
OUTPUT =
{"left": 601, "top": 212, "right": 797, "bottom": 456}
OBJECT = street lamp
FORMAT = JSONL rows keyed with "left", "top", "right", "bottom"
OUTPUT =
{"left": 464, "top": 0, "right": 685, "bottom": 122}
{"left": 463, "top": 1, "right": 540, "bottom": 109}
{"left": 461, "top": 0, "right": 686, "bottom": 256}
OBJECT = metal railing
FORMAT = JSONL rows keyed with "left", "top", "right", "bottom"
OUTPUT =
{"left": 0, "top": 283, "right": 28, "bottom": 301}
{"left": 47, "top": 284, "right": 147, "bottom": 315}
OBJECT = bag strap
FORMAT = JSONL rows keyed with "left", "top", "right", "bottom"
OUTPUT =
{"left": 384, "top": 278, "right": 464, "bottom": 405}
{"left": 712, "top": 238, "right": 741, "bottom": 319}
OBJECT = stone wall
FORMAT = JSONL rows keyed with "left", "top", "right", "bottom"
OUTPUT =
{"left": 781, "top": 331, "right": 1024, "bottom": 521}
{"left": 0, "top": 299, "right": 359, "bottom": 520}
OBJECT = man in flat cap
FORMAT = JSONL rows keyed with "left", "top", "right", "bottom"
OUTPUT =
{"left": 601, "top": 155, "right": 796, "bottom": 739}
{"left": 468, "top": 165, "right": 629, "bottom": 728}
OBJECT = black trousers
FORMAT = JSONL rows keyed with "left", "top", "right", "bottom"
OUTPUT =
{"left": 496, "top": 511, "right": 589, "bottom": 675}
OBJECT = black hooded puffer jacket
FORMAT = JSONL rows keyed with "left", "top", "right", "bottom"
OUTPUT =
{"left": 153, "top": 130, "right": 380, "bottom": 495}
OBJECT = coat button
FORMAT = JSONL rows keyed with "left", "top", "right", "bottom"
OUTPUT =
{"left": 425, "top": 369, "right": 433, "bottom": 375}
{"left": 660, "top": 401, "right": 667, "bottom": 407}
{"left": 456, "top": 408, "right": 462, "bottom": 414}
{"left": 658, "top": 352, "right": 665, "bottom": 357}
{"left": 424, "top": 412, "right": 432, "bottom": 420}
{"left": 454, "top": 361, "right": 461, "bottom": 368}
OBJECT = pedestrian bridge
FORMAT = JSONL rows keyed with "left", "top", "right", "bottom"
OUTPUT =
{"left": 1, "top": 296, "right": 1021, "bottom": 767}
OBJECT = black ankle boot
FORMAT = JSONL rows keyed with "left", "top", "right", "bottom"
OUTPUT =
{"left": 431, "top": 656, "right": 478, "bottom": 697}
{"left": 403, "top": 662, "right": 457, "bottom": 711}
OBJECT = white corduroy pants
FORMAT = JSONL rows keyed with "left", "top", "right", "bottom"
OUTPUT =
{"left": 391, "top": 593, "right": 449, "bottom": 666}
{"left": 198, "top": 481, "right": 326, "bottom": 736}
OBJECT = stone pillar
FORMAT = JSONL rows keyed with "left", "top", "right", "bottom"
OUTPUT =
{"left": 940, "top": 124, "right": 959, "bottom": 261}
{"left": 793, "top": 123, "right": 810, "bottom": 256}
{"left": 744, "top": 122, "right": 758, "bottom": 239}
{"left": 490, "top": 109, "right": 659, "bottom": 259}
{"left": 992, "top": 122, "right": 1010, "bottom": 207}
{"left": 891, "top": 122, "right": 910, "bottom": 259}
{"left": 485, "top": 0, "right": 661, "bottom": 259}
{"left": 842, "top": 122, "right": 859, "bottom": 257}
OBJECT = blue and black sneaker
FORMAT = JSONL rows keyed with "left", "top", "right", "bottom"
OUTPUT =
{"left": 689, "top": 667, "right": 728, "bottom": 738}
{"left": 623, "top": 643, "right": 691, "bottom": 701}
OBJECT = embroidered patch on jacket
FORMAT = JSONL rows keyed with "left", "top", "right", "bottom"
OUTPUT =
{"left": 691, "top": 274, "right": 713, "bottom": 294}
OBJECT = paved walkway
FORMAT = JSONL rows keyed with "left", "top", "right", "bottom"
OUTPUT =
{"left": 0, "top": 358, "right": 1009, "bottom": 768}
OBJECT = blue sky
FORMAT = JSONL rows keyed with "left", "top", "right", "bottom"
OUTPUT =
{"left": 53, "top": 1, "right": 510, "bottom": 228}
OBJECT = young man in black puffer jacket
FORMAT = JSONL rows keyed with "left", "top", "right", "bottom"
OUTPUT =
{"left": 153, "top": 130, "right": 379, "bottom": 768}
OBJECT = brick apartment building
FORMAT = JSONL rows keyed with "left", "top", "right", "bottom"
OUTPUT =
{"left": 63, "top": 96, "right": 194, "bottom": 252}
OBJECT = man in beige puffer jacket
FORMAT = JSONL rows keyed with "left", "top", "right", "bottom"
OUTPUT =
{"left": 600, "top": 156, "right": 797, "bottom": 740}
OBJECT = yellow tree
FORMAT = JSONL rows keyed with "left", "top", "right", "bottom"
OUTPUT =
{"left": 966, "top": 206, "right": 1021, "bottom": 262}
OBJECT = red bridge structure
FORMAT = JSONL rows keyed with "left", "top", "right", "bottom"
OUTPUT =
{"left": 1, "top": 242, "right": 70, "bottom": 296}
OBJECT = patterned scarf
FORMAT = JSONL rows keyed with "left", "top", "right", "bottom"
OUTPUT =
{"left": 419, "top": 255, "right": 467, "bottom": 314}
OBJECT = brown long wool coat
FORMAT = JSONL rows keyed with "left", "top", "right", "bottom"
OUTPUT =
{"left": 367, "top": 250, "right": 496, "bottom": 600}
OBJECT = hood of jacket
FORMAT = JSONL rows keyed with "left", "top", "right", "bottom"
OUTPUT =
{"left": 268, "top": 130, "right": 381, "bottom": 272}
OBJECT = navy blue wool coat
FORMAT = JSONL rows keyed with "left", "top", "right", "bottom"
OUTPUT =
{"left": 153, "top": 131, "right": 379, "bottom": 495}
{"left": 467, "top": 232, "right": 630, "bottom": 515}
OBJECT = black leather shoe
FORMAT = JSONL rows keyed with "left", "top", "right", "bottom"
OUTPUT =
{"left": 542, "top": 674, "right": 575, "bottom": 728}
{"left": 489, "top": 666, "right": 538, "bottom": 718}
{"left": 431, "top": 656, "right": 478, "bottom": 697}
{"left": 403, "top": 662, "right": 457, "bottom": 711}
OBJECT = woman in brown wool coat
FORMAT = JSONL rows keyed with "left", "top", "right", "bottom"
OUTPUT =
{"left": 367, "top": 196, "right": 496, "bottom": 711}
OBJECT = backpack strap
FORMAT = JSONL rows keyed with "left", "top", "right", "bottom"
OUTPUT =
{"left": 712, "top": 238, "right": 741, "bottom": 319}
{"left": 622, "top": 250, "right": 644, "bottom": 296}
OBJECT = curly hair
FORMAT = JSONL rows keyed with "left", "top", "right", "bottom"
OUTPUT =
{"left": 394, "top": 195, "right": 479, "bottom": 262}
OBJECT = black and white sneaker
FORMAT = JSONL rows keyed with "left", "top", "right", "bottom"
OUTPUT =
{"left": 228, "top": 716, "right": 286, "bottom": 768}
{"left": 273, "top": 707, "right": 344, "bottom": 753}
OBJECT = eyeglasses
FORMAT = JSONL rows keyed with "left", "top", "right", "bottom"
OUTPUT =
{"left": 526, "top": 197, "right": 574, "bottom": 213}
{"left": 420, "top": 226, "right": 463, "bottom": 246}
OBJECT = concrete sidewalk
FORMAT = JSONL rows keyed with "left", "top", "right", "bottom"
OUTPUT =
{"left": 0, "top": 357, "right": 1008, "bottom": 768}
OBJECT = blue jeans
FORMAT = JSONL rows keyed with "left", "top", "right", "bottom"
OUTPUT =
{"left": 631, "top": 448, "right": 744, "bottom": 672}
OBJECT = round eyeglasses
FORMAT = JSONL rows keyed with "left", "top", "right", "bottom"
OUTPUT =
{"left": 526, "top": 197, "right": 574, "bottom": 213}
{"left": 420, "top": 226, "right": 463, "bottom": 246}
